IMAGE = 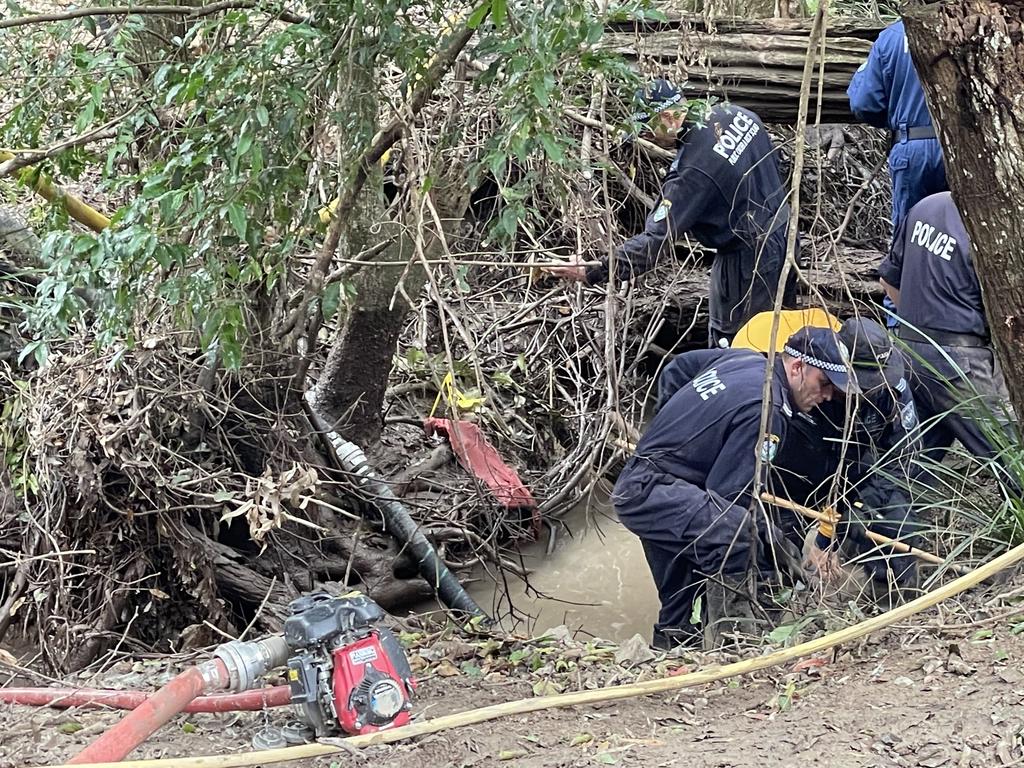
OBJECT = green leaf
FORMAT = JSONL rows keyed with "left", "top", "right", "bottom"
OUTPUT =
{"left": 405, "top": 347, "right": 426, "bottom": 367}
{"left": 689, "top": 595, "right": 703, "bottom": 626}
{"left": 455, "top": 265, "right": 471, "bottom": 294}
{"left": 539, "top": 135, "right": 564, "bottom": 162}
{"left": 237, "top": 124, "right": 254, "bottom": 157}
{"left": 768, "top": 623, "right": 798, "bottom": 645}
{"left": 255, "top": 105, "right": 270, "bottom": 127}
{"left": 181, "top": 722, "right": 197, "bottom": 734}
{"left": 532, "top": 679, "right": 562, "bottom": 696}
{"left": 597, "top": 753, "right": 618, "bottom": 765}
{"left": 18, "top": 340, "right": 47, "bottom": 368}
{"left": 322, "top": 281, "right": 342, "bottom": 321}
{"left": 973, "top": 629, "right": 994, "bottom": 641}
{"left": 226, "top": 203, "right": 247, "bottom": 241}
{"left": 491, "top": 0, "right": 506, "bottom": 26}
{"left": 58, "top": 722, "right": 83, "bottom": 734}
{"left": 569, "top": 733, "right": 593, "bottom": 747}
{"left": 466, "top": 1, "right": 491, "bottom": 29}
{"left": 498, "top": 750, "right": 527, "bottom": 761}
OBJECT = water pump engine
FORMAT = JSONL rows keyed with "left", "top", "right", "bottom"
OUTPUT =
{"left": 283, "top": 592, "right": 415, "bottom": 736}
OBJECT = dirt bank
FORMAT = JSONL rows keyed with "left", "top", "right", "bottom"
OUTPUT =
{"left": 3, "top": 580, "right": 1023, "bottom": 768}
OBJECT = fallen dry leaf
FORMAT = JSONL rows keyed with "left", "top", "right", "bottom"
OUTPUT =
{"left": 791, "top": 657, "right": 828, "bottom": 673}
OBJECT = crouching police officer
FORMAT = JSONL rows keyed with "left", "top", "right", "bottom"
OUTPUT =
{"left": 545, "top": 80, "right": 797, "bottom": 348}
{"left": 879, "top": 192, "right": 1018, "bottom": 466}
{"left": 615, "top": 326, "right": 860, "bottom": 650}
{"left": 773, "top": 317, "right": 923, "bottom": 597}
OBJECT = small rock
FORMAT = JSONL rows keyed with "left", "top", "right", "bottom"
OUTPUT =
{"left": 614, "top": 634, "right": 656, "bottom": 668}
{"left": 945, "top": 657, "right": 976, "bottom": 676}
{"left": 996, "top": 668, "right": 1022, "bottom": 685}
{"left": 541, "top": 625, "right": 574, "bottom": 645}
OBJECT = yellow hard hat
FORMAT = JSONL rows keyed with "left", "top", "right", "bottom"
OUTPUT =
{"left": 730, "top": 308, "right": 841, "bottom": 354}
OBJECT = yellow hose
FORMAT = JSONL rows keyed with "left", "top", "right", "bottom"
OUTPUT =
{"left": 0, "top": 151, "right": 111, "bottom": 232}
{"left": 49, "top": 539, "right": 1024, "bottom": 768}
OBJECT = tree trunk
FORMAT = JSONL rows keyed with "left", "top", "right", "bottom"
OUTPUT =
{"left": 603, "top": 14, "right": 883, "bottom": 122}
{"left": 903, "top": 1, "right": 1024, "bottom": 420}
{"left": 313, "top": 185, "right": 469, "bottom": 447}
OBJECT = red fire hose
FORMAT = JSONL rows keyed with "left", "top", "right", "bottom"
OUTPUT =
{"left": 66, "top": 660, "right": 231, "bottom": 764}
{"left": 0, "top": 683, "right": 291, "bottom": 712}
{"left": 54, "top": 636, "right": 292, "bottom": 763}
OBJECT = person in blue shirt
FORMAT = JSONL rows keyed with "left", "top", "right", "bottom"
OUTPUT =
{"left": 545, "top": 80, "right": 797, "bottom": 348}
{"left": 879, "top": 192, "right": 1018, "bottom": 468}
{"left": 847, "top": 20, "right": 948, "bottom": 232}
{"left": 616, "top": 325, "right": 901, "bottom": 649}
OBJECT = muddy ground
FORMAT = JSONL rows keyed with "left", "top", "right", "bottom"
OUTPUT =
{"left": 3, "top": 576, "right": 1024, "bottom": 768}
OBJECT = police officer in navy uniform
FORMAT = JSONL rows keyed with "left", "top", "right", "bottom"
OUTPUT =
{"left": 617, "top": 326, "right": 860, "bottom": 649}
{"left": 847, "top": 20, "right": 948, "bottom": 232}
{"left": 545, "top": 80, "right": 797, "bottom": 348}
{"left": 879, "top": 191, "right": 1018, "bottom": 464}
{"left": 773, "top": 318, "right": 923, "bottom": 594}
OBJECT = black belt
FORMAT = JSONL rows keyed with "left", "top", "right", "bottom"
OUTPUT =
{"left": 896, "top": 325, "right": 989, "bottom": 348}
{"left": 895, "top": 125, "right": 937, "bottom": 142}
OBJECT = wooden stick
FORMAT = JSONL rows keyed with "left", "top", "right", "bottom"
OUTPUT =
{"left": 606, "top": 437, "right": 964, "bottom": 573}
{"left": 51, "top": 540, "right": 1024, "bottom": 768}
{"left": 760, "top": 492, "right": 969, "bottom": 574}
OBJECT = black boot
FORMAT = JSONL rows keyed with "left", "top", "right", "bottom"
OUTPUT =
{"left": 651, "top": 625, "right": 702, "bottom": 651}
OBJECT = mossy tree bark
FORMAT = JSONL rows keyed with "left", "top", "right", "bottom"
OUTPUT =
{"left": 312, "top": 183, "right": 468, "bottom": 447}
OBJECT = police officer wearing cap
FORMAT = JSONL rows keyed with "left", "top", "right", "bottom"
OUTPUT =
{"left": 545, "top": 80, "right": 797, "bottom": 348}
{"left": 773, "top": 317, "right": 923, "bottom": 593}
{"left": 879, "top": 191, "right": 1018, "bottom": 463}
{"left": 616, "top": 325, "right": 858, "bottom": 649}
{"left": 847, "top": 20, "right": 948, "bottom": 233}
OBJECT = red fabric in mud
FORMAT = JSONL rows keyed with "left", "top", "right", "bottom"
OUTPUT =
{"left": 423, "top": 418, "right": 538, "bottom": 526}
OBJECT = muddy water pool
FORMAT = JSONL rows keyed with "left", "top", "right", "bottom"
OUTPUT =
{"left": 409, "top": 495, "right": 661, "bottom": 642}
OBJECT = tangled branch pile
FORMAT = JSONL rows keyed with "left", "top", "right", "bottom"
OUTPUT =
{"left": 0, "top": 2, "right": 894, "bottom": 671}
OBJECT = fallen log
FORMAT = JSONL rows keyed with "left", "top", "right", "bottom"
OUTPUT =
{"left": 604, "top": 14, "right": 885, "bottom": 123}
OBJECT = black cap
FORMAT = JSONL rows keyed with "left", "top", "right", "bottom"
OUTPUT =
{"left": 839, "top": 317, "right": 905, "bottom": 392}
{"left": 632, "top": 78, "right": 683, "bottom": 122}
{"left": 783, "top": 326, "right": 859, "bottom": 395}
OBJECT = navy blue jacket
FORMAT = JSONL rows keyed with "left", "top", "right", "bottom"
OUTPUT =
{"left": 814, "top": 368, "right": 920, "bottom": 505}
{"left": 586, "top": 105, "right": 789, "bottom": 285}
{"left": 879, "top": 192, "right": 986, "bottom": 338}
{"left": 654, "top": 349, "right": 919, "bottom": 520}
{"left": 631, "top": 349, "right": 793, "bottom": 509}
{"left": 847, "top": 21, "right": 933, "bottom": 133}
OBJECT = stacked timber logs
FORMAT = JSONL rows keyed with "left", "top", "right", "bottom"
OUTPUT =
{"left": 604, "top": 13, "right": 885, "bottom": 123}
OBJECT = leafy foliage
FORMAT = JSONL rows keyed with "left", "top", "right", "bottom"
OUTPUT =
{"left": 1, "top": 0, "right": 660, "bottom": 367}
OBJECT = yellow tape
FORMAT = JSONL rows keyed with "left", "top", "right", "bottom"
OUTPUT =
{"left": 428, "top": 371, "right": 485, "bottom": 419}
{"left": 818, "top": 505, "right": 842, "bottom": 539}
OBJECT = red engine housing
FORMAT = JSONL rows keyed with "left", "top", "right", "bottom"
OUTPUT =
{"left": 331, "top": 630, "right": 415, "bottom": 734}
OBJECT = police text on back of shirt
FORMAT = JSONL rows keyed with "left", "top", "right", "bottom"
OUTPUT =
{"left": 713, "top": 112, "right": 760, "bottom": 166}
{"left": 691, "top": 368, "right": 726, "bottom": 400}
{"left": 911, "top": 219, "right": 958, "bottom": 261}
